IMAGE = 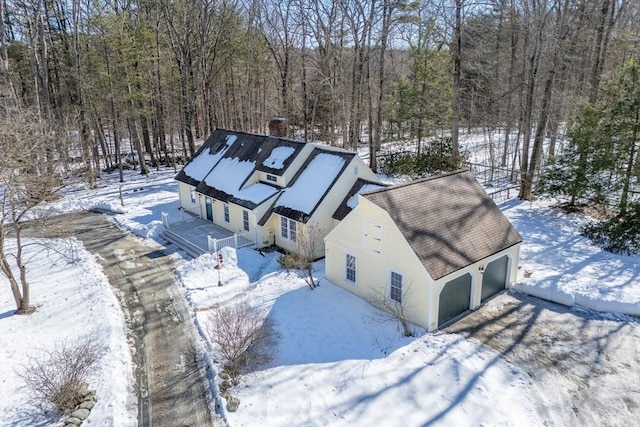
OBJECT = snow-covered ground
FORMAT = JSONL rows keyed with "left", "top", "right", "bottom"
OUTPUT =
{"left": 0, "top": 238, "right": 136, "bottom": 426}
{"left": 177, "top": 250, "right": 542, "bottom": 426}
{"left": 503, "top": 199, "right": 640, "bottom": 316}
{"left": 2, "top": 158, "right": 638, "bottom": 426}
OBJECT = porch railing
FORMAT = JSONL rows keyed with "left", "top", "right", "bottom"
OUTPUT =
{"left": 208, "top": 232, "right": 254, "bottom": 253}
{"left": 161, "top": 211, "right": 256, "bottom": 256}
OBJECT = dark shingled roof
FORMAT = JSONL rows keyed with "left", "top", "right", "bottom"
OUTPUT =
{"left": 175, "top": 128, "right": 231, "bottom": 186}
{"left": 332, "top": 178, "right": 388, "bottom": 220}
{"left": 194, "top": 182, "right": 279, "bottom": 210}
{"left": 220, "top": 132, "right": 305, "bottom": 175}
{"left": 363, "top": 170, "right": 522, "bottom": 280}
{"left": 256, "top": 136, "right": 306, "bottom": 174}
{"left": 177, "top": 128, "right": 306, "bottom": 208}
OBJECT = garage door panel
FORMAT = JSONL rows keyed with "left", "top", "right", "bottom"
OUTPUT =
{"left": 481, "top": 255, "right": 508, "bottom": 302}
{"left": 438, "top": 273, "right": 472, "bottom": 327}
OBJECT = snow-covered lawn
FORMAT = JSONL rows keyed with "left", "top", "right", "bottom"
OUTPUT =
{"left": 177, "top": 250, "right": 542, "bottom": 426}
{"left": 2, "top": 166, "right": 638, "bottom": 426}
{"left": 503, "top": 199, "right": 640, "bottom": 316}
{"left": 0, "top": 238, "right": 136, "bottom": 426}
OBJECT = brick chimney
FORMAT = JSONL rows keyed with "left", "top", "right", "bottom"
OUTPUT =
{"left": 268, "top": 117, "right": 287, "bottom": 137}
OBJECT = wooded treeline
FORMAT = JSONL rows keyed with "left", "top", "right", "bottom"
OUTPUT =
{"left": 1, "top": 0, "right": 638, "bottom": 197}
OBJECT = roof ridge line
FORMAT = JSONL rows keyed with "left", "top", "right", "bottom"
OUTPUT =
{"left": 309, "top": 143, "right": 358, "bottom": 156}
{"left": 364, "top": 169, "right": 469, "bottom": 196}
{"left": 215, "top": 127, "right": 308, "bottom": 146}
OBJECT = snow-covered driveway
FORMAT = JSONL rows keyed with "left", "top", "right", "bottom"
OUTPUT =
{"left": 445, "top": 291, "right": 640, "bottom": 426}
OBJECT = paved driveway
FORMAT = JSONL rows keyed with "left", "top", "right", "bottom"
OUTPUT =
{"left": 445, "top": 291, "right": 640, "bottom": 426}
{"left": 30, "top": 212, "right": 219, "bottom": 427}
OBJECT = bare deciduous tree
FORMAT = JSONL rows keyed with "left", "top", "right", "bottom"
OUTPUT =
{"left": 0, "top": 98, "right": 63, "bottom": 314}
{"left": 205, "top": 301, "right": 275, "bottom": 387}
{"left": 277, "top": 221, "right": 324, "bottom": 289}
{"left": 369, "top": 277, "right": 416, "bottom": 337}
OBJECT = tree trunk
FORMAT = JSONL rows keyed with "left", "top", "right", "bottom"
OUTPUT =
{"left": 181, "top": 50, "right": 196, "bottom": 157}
{"left": 619, "top": 108, "right": 638, "bottom": 215}
{"left": 14, "top": 224, "right": 30, "bottom": 313}
{"left": 93, "top": 115, "right": 112, "bottom": 170}
{"left": 371, "top": 0, "right": 392, "bottom": 173}
{"left": 518, "top": 7, "right": 545, "bottom": 200}
{"left": 36, "top": 0, "right": 51, "bottom": 116}
{"left": 0, "top": 224, "right": 26, "bottom": 312}
{"left": 69, "top": 0, "right": 95, "bottom": 187}
{"left": 522, "top": 0, "right": 568, "bottom": 201}
{"left": 128, "top": 115, "right": 148, "bottom": 175}
{"left": 589, "top": 0, "right": 611, "bottom": 103}
{"left": 451, "top": 0, "right": 463, "bottom": 161}
{"left": 501, "top": 1, "right": 519, "bottom": 167}
{"left": 154, "top": 4, "right": 166, "bottom": 154}
{"left": 0, "top": 0, "right": 16, "bottom": 99}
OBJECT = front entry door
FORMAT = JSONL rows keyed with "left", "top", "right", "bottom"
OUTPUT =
{"left": 205, "top": 198, "right": 213, "bottom": 221}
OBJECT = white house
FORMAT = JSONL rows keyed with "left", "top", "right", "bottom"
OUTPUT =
{"left": 324, "top": 170, "right": 522, "bottom": 331}
{"left": 174, "top": 128, "right": 382, "bottom": 257}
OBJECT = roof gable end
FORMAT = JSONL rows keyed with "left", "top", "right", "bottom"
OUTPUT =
{"left": 364, "top": 170, "right": 522, "bottom": 279}
{"left": 270, "top": 147, "right": 355, "bottom": 222}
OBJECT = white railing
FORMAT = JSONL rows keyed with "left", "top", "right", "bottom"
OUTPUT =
{"left": 208, "top": 231, "right": 255, "bottom": 253}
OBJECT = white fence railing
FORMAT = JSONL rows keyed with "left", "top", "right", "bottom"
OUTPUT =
{"left": 162, "top": 211, "right": 256, "bottom": 255}
{"left": 208, "top": 232, "right": 254, "bottom": 253}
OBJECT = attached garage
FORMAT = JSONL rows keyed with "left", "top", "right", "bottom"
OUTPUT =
{"left": 481, "top": 255, "right": 509, "bottom": 302}
{"left": 438, "top": 273, "right": 472, "bottom": 327}
{"left": 324, "top": 170, "right": 523, "bottom": 332}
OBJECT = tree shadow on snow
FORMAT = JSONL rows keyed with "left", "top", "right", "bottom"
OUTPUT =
{"left": 0, "top": 309, "right": 15, "bottom": 320}
{"left": 431, "top": 290, "right": 638, "bottom": 426}
{"left": 263, "top": 282, "right": 417, "bottom": 368}
{"left": 340, "top": 290, "right": 637, "bottom": 426}
{"left": 5, "top": 398, "right": 62, "bottom": 427}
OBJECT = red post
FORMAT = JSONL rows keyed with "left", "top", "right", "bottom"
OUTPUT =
{"left": 216, "top": 253, "right": 223, "bottom": 286}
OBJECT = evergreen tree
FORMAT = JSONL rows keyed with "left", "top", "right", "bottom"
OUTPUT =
{"left": 541, "top": 59, "right": 640, "bottom": 253}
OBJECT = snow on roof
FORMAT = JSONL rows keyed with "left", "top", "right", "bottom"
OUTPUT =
{"left": 236, "top": 182, "right": 278, "bottom": 204}
{"left": 182, "top": 135, "right": 235, "bottom": 181}
{"left": 203, "top": 157, "right": 256, "bottom": 198}
{"left": 346, "top": 184, "right": 386, "bottom": 209}
{"left": 275, "top": 153, "right": 346, "bottom": 214}
{"left": 262, "top": 146, "right": 295, "bottom": 170}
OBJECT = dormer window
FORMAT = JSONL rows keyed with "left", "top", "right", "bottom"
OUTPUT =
{"left": 266, "top": 174, "right": 278, "bottom": 183}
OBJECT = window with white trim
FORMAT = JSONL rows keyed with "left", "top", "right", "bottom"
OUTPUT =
{"left": 266, "top": 174, "right": 278, "bottom": 183}
{"left": 390, "top": 272, "right": 402, "bottom": 303}
{"left": 223, "top": 203, "right": 230, "bottom": 222}
{"left": 345, "top": 254, "right": 356, "bottom": 283}
{"left": 190, "top": 188, "right": 196, "bottom": 203}
{"left": 280, "top": 216, "right": 288, "bottom": 239}
{"left": 289, "top": 219, "right": 297, "bottom": 242}
{"left": 243, "top": 210, "right": 250, "bottom": 231}
{"left": 280, "top": 216, "right": 297, "bottom": 242}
